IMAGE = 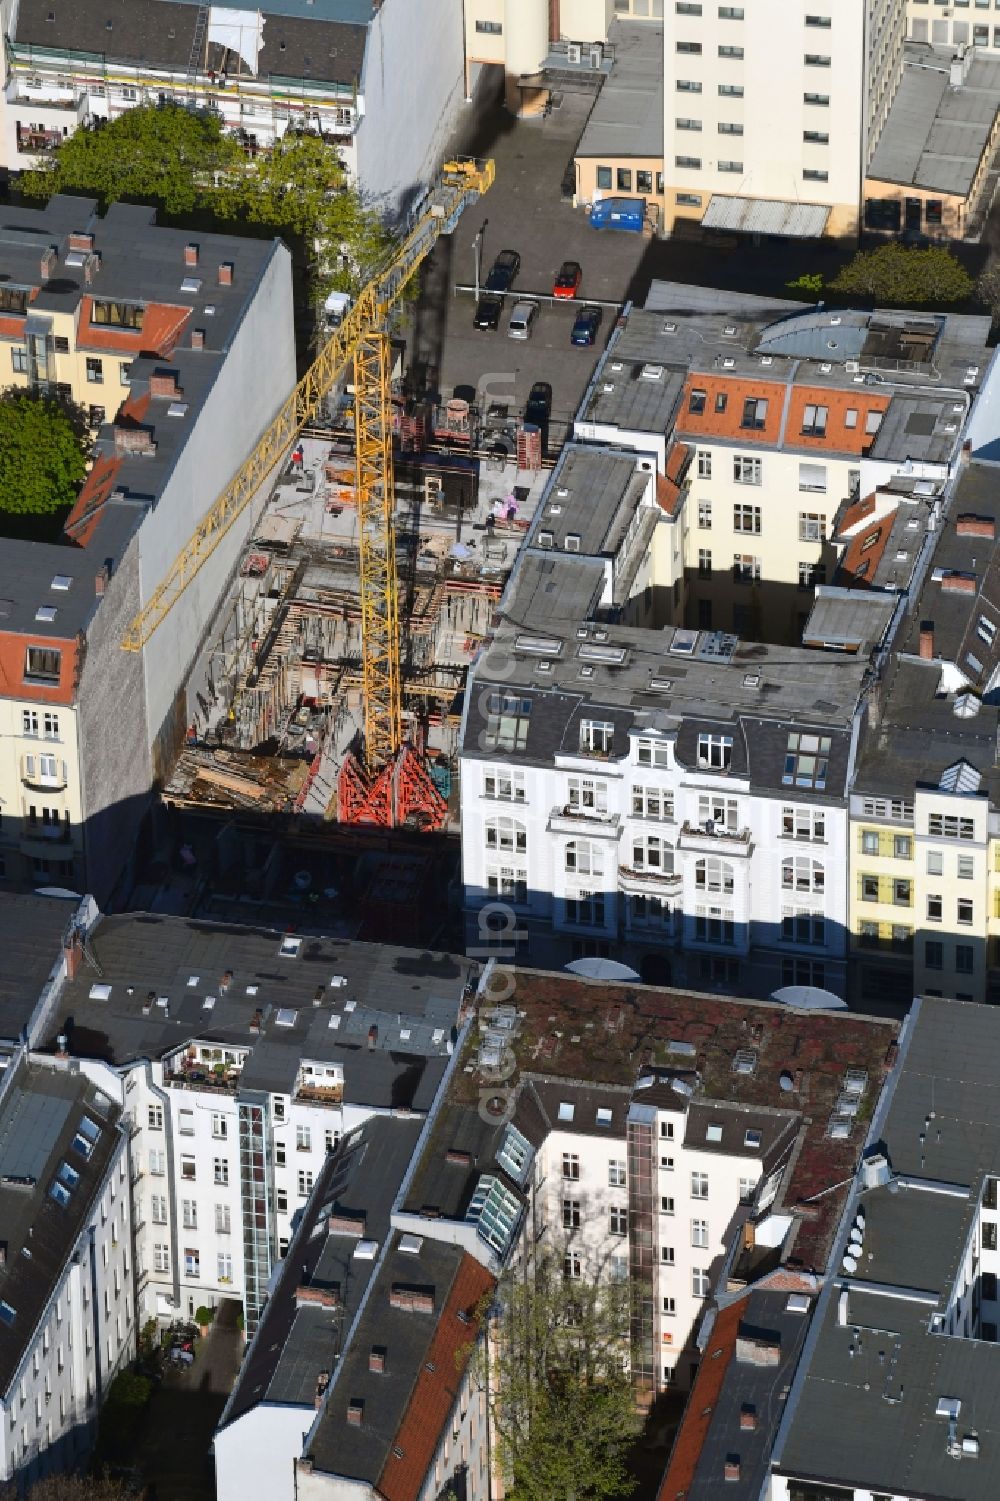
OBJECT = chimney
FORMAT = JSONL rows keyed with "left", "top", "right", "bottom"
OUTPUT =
{"left": 328, "top": 1212, "right": 366, "bottom": 1236}
{"left": 113, "top": 425, "right": 155, "bottom": 456}
{"left": 250, "top": 1007, "right": 264, "bottom": 1033}
{"left": 735, "top": 1332, "right": 781, "bottom": 1367}
{"left": 941, "top": 572, "right": 976, "bottom": 595}
{"left": 956, "top": 515, "right": 995, "bottom": 540}
{"left": 314, "top": 1371, "right": 330, "bottom": 1410}
{"left": 295, "top": 1285, "right": 340, "bottom": 1310}
{"left": 68, "top": 230, "right": 95, "bottom": 254}
{"left": 446, "top": 1149, "right": 472, "bottom": 1166}
{"left": 389, "top": 1285, "right": 435, "bottom": 1313}
{"left": 55, "top": 1033, "right": 70, "bottom": 1060}
{"left": 184, "top": 243, "right": 199, "bottom": 268}
{"left": 369, "top": 1346, "right": 386, "bottom": 1375}
{"left": 220, "top": 969, "right": 233, "bottom": 992}
{"left": 740, "top": 1406, "right": 757, "bottom": 1432}
{"left": 724, "top": 1458, "right": 741, "bottom": 1483}
{"left": 149, "top": 371, "right": 182, "bottom": 399}
{"left": 63, "top": 930, "right": 84, "bottom": 979}
{"left": 218, "top": 261, "right": 234, "bottom": 287}
{"left": 83, "top": 252, "right": 99, "bottom": 285}
{"left": 346, "top": 1400, "right": 364, "bottom": 1428}
{"left": 191, "top": 328, "right": 205, "bottom": 351}
{"left": 919, "top": 621, "right": 935, "bottom": 660}
{"left": 40, "top": 247, "right": 57, "bottom": 281}
{"left": 95, "top": 561, "right": 111, "bottom": 597}
{"left": 368, "top": 1024, "right": 378, "bottom": 1052}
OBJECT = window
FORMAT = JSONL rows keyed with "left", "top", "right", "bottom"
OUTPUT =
{"left": 276, "top": 1188, "right": 288, "bottom": 1213}
{"left": 927, "top": 894, "right": 943, "bottom": 922}
{"left": 149, "top": 1149, "right": 165, "bottom": 1175}
{"left": 563, "top": 1198, "right": 581, "bottom": 1228}
{"left": 692, "top": 1267, "right": 710, "bottom": 1297}
{"left": 741, "top": 397, "right": 768, "bottom": 430}
{"left": 691, "top": 1171, "right": 709, "bottom": 1199}
{"left": 181, "top": 1156, "right": 195, "bottom": 1180}
{"left": 564, "top": 1252, "right": 582, "bottom": 1279}
{"left": 211, "top": 1113, "right": 227, "bottom": 1139}
{"left": 92, "top": 299, "right": 144, "bottom": 329}
{"left": 676, "top": 81, "right": 703, "bottom": 94}
{"left": 580, "top": 719, "right": 614, "bottom": 756}
{"left": 804, "top": 91, "right": 830, "bottom": 105}
{"left": 631, "top": 834, "right": 674, "bottom": 873}
{"left": 484, "top": 766, "right": 525, "bottom": 802}
{"left": 695, "top": 857, "right": 735, "bottom": 894}
{"left": 564, "top": 891, "right": 605, "bottom": 927}
{"left": 610, "top": 1206, "right": 628, "bottom": 1235}
{"left": 25, "top": 647, "right": 61, "bottom": 683}
{"left": 565, "top": 839, "right": 602, "bottom": 877}
{"left": 865, "top": 409, "right": 883, "bottom": 436}
{"left": 662, "top": 1296, "right": 676, "bottom": 1315}
{"left": 184, "top": 1248, "right": 200, "bottom": 1279}
{"left": 147, "top": 1105, "right": 163, "bottom": 1130}
{"left": 698, "top": 794, "right": 739, "bottom": 832}
{"left": 297, "top": 1170, "right": 313, "bottom": 1196}
{"left": 22, "top": 710, "right": 39, "bottom": 736}
{"left": 85, "top": 357, "right": 103, "bottom": 384}
{"left": 803, "top": 169, "right": 829, "bottom": 182}
{"left": 275, "top": 1141, "right": 286, "bottom": 1167}
{"left": 661, "top": 1246, "right": 675, "bottom": 1264}
{"left": 895, "top": 835, "right": 912, "bottom": 859}
{"left": 697, "top": 450, "right": 712, "bottom": 478}
{"left": 804, "top": 53, "right": 831, "bottom": 65}
{"left": 783, "top": 732, "right": 830, "bottom": 790}
{"left": 483, "top": 693, "right": 531, "bottom": 752}
{"left": 893, "top": 879, "right": 911, "bottom": 906}
{"left": 486, "top": 816, "right": 527, "bottom": 853}
{"left": 689, "top": 388, "right": 707, "bottom": 415}
{"left": 718, "top": 45, "right": 744, "bottom": 57}
{"left": 675, "top": 155, "right": 702, "bottom": 169}
{"left": 153, "top": 1245, "right": 169, "bottom": 1274}
{"left": 984, "top": 1221, "right": 998, "bottom": 1252}
{"left": 596, "top": 166, "right": 612, "bottom": 190}
{"left": 957, "top": 944, "right": 975, "bottom": 974}
{"left": 733, "top": 553, "right": 761, "bottom": 583}
{"left": 676, "top": 40, "right": 703, "bottom": 52}
{"left": 563, "top": 1153, "right": 581, "bottom": 1180}
{"left": 782, "top": 909, "right": 825, "bottom": 946}
{"left": 719, "top": 4, "right": 744, "bottom": 15}
{"left": 661, "top": 1196, "right": 675, "bottom": 1214}
{"left": 697, "top": 733, "right": 733, "bottom": 771}
{"left": 636, "top": 737, "right": 671, "bottom": 771}
{"left": 733, "top": 456, "right": 762, "bottom": 485}
{"left": 691, "top": 1218, "right": 709, "bottom": 1247}
{"left": 567, "top": 777, "right": 609, "bottom": 815}
{"left": 800, "top": 404, "right": 828, "bottom": 437}
{"left": 805, "top": 12, "right": 831, "bottom": 24}
{"left": 925, "top": 940, "right": 943, "bottom": 971}
{"left": 215, "top": 1204, "right": 231, "bottom": 1234}
{"left": 718, "top": 160, "right": 744, "bottom": 173}
{"left": 218, "top": 1252, "right": 233, "bottom": 1282}
{"left": 213, "top": 1158, "right": 229, "bottom": 1186}
{"left": 609, "top": 1160, "right": 626, "bottom": 1187}
{"left": 783, "top": 856, "right": 824, "bottom": 894}
{"left": 782, "top": 806, "right": 825, "bottom": 842}
{"left": 958, "top": 898, "right": 974, "bottom": 925}
{"left": 928, "top": 814, "right": 976, "bottom": 840}
{"left": 151, "top": 1194, "right": 167, "bottom": 1224}
{"left": 182, "top": 1199, "right": 197, "bottom": 1230}
{"left": 474, "top": 16, "right": 501, "bottom": 33}
{"left": 698, "top": 548, "right": 712, "bottom": 579}
{"left": 178, "top": 1109, "right": 194, "bottom": 1136}
{"left": 676, "top": 116, "right": 702, "bottom": 132}
{"left": 11, "top": 346, "right": 29, "bottom": 374}
{"left": 798, "top": 513, "right": 824, "bottom": 542}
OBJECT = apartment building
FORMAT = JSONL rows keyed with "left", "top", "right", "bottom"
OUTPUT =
{"left": 660, "top": 0, "right": 903, "bottom": 238}
{"left": 769, "top": 994, "right": 1000, "bottom": 1501}
{"left": 39, "top": 912, "right": 473, "bottom": 1335}
{"left": 2, "top": 0, "right": 466, "bottom": 211}
{"left": 0, "top": 1049, "right": 133, "bottom": 1486}
{"left": 849, "top": 460, "right": 1000, "bottom": 1009}
{"left": 0, "top": 195, "right": 294, "bottom": 900}
{"left": 907, "top": 0, "right": 1000, "bottom": 51}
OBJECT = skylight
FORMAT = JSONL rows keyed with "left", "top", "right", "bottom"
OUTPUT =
{"left": 706, "top": 1123, "right": 723, "bottom": 1142}
{"left": 497, "top": 1124, "right": 533, "bottom": 1186}
{"left": 275, "top": 1008, "right": 298, "bottom": 1027}
{"left": 558, "top": 1102, "right": 575, "bottom": 1123}
{"left": 466, "top": 1175, "right": 523, "bottom": 1257}
{"left": 744, "top": 1129, "right": 762, "bottom": 1149}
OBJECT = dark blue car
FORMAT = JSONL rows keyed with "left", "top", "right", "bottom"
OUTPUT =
{"left": 571, "top": 305, "right": 603, "bottom": 347}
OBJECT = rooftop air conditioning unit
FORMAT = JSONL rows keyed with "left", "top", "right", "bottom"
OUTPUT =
{"left": 567, "top": 42, "right": 582, "bottom": 63}
{"left": 845, "top": 361, "right": 859, "bottom": 374}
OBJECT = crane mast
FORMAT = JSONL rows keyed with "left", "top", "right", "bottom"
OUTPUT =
{"left": 121, "top": 157, "right": 495, "bottom": 822}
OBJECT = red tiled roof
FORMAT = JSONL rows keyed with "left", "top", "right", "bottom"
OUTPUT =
{"left": 77, "top": 297, "right": 191, "bottom": 356}
{"left": 0, "top": 315, "right": 26, "bottom": 340}
{"left": 837, "top": 491, "right": 878, "bottom": 535}
{"left": 63, "top": 454, "right": 124, "bottom": 547}
{"left": 376, "top": 1254, "right": 495, "bottom": 1501}
{"left": 835, "top": 510, "right": 897, "bottom": 590}
{"left": 656, "top": 443, "right": 691, "bottom": 516}
{"left": 676, "top": 376, "right": 785, "bottom": 446}
{"left": 675, "top": 375, "right": 891, "bottom": 456}
{"left": 656, "top": 1301, "right": 743, "bottom": 1501}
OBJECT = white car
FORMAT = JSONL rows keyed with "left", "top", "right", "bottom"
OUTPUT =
{"left": 507, "top": 299, "right": 539, "bottom": 340}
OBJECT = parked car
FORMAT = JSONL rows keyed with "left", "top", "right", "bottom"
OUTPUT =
{"left": 485, "top": 249, "right": 521, "bottom": 293}
{"left": 507, "top": 299, "right": 539, "bottom": 340}
{"left": 524, "top": 381, "right": 552, "bottom": 427}
{"left": 570, "top": 305, "right": 603, "bottom": 347}
{"left": 474, "top": 296, "right": 503, "bottom": 331}
{"left": 553, "top": 260, "right": 582, "bottom": 298}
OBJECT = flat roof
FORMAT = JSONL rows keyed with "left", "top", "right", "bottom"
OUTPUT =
{"left": 701, "top": 197, "right": 830, "bottom": 238}
{"left": 867, "top": 45, "right": 1000, "bottom": 197}
{"left": 575, "top": 21, "right": 664, "bottom": 161}
{"left": 0, "top": 1057, "right": 123, "bottom": 1393}
{"left": 0, "top": 895, "right": 73, "bottom": 1044}
{"left": 43, "top": 913, "right": 471, "bottom": 1109}
{"left": 774, "top": 996, "right": 1000, "bottom": 1501}
{"left": 13, "top": 0, "right": 368, "bottom": 86}
{"left": 802, "top": 588, "right": 898, "bottom": 654}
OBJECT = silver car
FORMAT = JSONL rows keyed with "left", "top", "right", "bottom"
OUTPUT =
{"left": 507, "top": 299, "right": 539, "bottom": 340}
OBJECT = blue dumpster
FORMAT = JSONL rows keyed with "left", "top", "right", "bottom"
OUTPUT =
{"left": 588, "top": 197, "right": 645, "bottom": 232}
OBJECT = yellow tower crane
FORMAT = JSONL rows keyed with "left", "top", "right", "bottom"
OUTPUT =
{"left": 121, "top": 156, "right": 494, "bottom": 826}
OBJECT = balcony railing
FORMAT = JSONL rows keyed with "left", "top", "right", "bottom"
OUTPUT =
{"left": 617, "top": 864, "right": 683, "bottom": 890}
{"left": 679, "top": 821, "right": 753, "bottom": 855}
{"left": 164, "top": 1061, "right": 240, "bottom": 1092}
{"left": 295, "top": 1080, "right": 344, "bottom": 1108}
{"left": 547, "top": 806, "right": 621, "bottom": 838}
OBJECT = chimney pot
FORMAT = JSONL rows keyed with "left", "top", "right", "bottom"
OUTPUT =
{"left": 919, "top": 621, "right": 935, "bottom": 660}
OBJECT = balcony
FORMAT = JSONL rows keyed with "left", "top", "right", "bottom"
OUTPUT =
{"left": 164, "top": 1058, "right": 240, "bottom": 1093}
{"left": 21, "top": 754, "right": 69, "bottom": 791}
{"left": 19, "top": 826, "right": 74, "bottom": 859}
{"left": 679, "top": 821, "right": 753, "bottom": 856}
{"left": 617, "top": 863, "right": 683, "bottom": 894}
{"left": 547, "top": 806, "right": 622, "bottom": 839}
{"left": 294, "top": 1080, "right": 344, "bottom": 1108}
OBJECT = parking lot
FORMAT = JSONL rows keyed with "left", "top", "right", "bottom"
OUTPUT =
{"left": 407, "top": 83, "right": 651, "bottom": 442}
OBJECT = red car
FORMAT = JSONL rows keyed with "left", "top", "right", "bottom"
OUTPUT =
{"left": 553, "top": 260, "right": 582, "bottom": 299}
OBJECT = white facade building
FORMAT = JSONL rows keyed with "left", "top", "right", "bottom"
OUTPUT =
{"left": 0, "top": 1051, "right": 134, "bottom": 1486}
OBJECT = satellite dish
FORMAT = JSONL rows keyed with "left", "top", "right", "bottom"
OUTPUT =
{"left": 779, "top": 1070, "right": 794, "bottom": 1092}
{"left": 564, "top": 957, "right": 641, "bottom": 981}
{"left": 855, "top": 1209, "right": 866, "bottom": 1231}
{"left": 842, "top": 1254, "right": 858, "bottom": 1273}
{"left": 34, "top": 886, "right": 83, "bottom": 901}
{"left": 849, "top": 1228, "right": 863, "bottom": 1246}
{"left": 771, "top": 985, "right": 848, "bottom": 1011}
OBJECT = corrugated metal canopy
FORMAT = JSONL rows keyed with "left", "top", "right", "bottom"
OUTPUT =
{"left": 701, "top": 196, "right": 831, "bottom": 238}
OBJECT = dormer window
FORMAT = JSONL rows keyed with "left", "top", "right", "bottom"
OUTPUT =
{"left": 581, "top": 719, "right": 614, "bottom": 756}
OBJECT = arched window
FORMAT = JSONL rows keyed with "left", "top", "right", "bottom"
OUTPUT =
{"left": 781, "top": 857, "right": 824, "bottom": 894}
{"left": 486, "top": 817, "right": 527, "bottom": 854}
{"left": 632, "top": 835, "right": 675, "bottom": 874}
{"left": 695, "top": 857, "right": 735, "bottom": 894}
{"left": 566, "top": 839, "right": 603, "bottom": 877}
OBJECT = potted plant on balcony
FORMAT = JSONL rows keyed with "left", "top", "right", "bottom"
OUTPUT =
{"left": 195, "top": 1305, "right": 215, "bottom": 1339}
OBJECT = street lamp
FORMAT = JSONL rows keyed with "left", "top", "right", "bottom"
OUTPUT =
{"left": 473, "top": 218, "right": 489, "bottom": 302}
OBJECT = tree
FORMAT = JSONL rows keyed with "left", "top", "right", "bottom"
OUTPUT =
{"left": 477, "top": 1258, "right": 639, "bottom": 1501}
{"left": 0, "top": 389, "right": 89, "bottom": 516}
{"left": 0, "top": 1475, "right": 134, "bottom": 1501}
{"left": 22, "top": 105, "right": 391, "bottom": 300}
{"left": 976, "top": 253, "right": 1000, "bottom": 322}
{"left": 830, "top": 243, "right": 973, "bottom": 305}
